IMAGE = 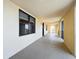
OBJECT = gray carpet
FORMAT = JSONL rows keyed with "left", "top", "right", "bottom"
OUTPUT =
{"left": 9, "top": 33, "right": 75, "bottom": 59}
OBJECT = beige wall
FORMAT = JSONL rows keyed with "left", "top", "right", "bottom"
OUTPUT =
{"left": 55, "top": 24, "right": 59, "bottom": 35}
{"left": 63, "top": 6, "right": 75, "bottom": 55}
{"left": 55, "top": 22, "right": 60, "bottom": 36}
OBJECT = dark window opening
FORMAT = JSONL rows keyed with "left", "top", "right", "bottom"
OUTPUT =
{"left": 19, "top": 9, "right": 35, "bottom": 36}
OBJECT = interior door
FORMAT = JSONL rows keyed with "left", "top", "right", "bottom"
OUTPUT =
{"left": 42, "top": 23, "right": 44, "bottom": 36}
{"left": 61, "top": 21, "right": 64, "bottom": 39}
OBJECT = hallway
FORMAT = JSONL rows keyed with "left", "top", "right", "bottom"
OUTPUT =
{"left": 10, "top": 33, "right": 75, "bottom": 59}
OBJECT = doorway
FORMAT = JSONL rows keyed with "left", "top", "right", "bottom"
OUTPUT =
{"left": 42, "top": 23, "right": 44, "bottom": 36}
{"left": 61, "top": 21, "right": 64, "bottom": 39}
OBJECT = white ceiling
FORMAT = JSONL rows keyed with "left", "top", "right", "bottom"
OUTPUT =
{"left": 11, "top": 0, "right": 75, "bottom": 23}
{"left": 37, "top": 16, "right": 61, "bottom": 23}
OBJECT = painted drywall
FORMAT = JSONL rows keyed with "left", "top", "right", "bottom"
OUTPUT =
{"left": 55, "top": 23, "right": 60, "bottom": 35}
{"left": 3, "top": 0, "right": 48, "bottom": 59}
{"left": 63, "top": 6, "right": 75, "bottom": 55}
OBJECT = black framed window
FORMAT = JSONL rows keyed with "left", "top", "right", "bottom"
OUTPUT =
{"left": 19, "top": 9, "right": 35, "bottom": 36}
